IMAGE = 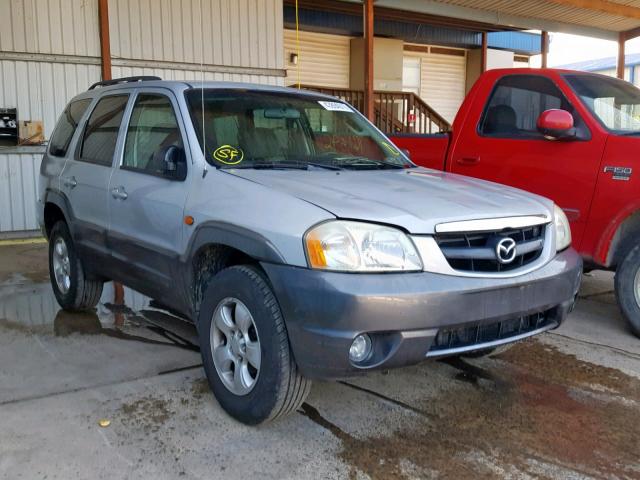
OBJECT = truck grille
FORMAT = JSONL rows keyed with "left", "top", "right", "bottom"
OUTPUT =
{"left": 435, "top": 225, "right": 546, "bottom": 273}
{"left": 428, "top": 311, "right": 556, "bottom": 356}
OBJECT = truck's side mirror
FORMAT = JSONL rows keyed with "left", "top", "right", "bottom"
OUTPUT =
{"left": 156, "top": 145, "right": 187, "bottom": 181}
{"left": 537, "top": 109, "right": 576, "bottom": 140}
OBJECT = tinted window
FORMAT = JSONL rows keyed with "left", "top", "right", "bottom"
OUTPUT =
{"left": 480, "top": 75, "right": 577, "bottom": 138}
{"left": 123, "top": 94, "right": 183, "bottom": 175}
{"left": 49, "top": 99, "right": 92, "bottom": 157}
{"left": 80, "top": 95, "right": 128, "bottom": 166}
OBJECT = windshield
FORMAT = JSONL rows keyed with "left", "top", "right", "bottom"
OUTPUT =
{"left": 185, "top": 89, "right": 413, "bottom": 170}
{"left": 565, "top": 74, "right": 640, "bottom": 134}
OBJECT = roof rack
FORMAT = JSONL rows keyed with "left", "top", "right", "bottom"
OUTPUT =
{"left": 88, "top": 76, "right": 162, "bottom": 90}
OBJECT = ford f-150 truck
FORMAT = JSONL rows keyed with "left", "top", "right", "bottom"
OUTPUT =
{"left": 391, "top": 68, "right": 640, "bottom": 336}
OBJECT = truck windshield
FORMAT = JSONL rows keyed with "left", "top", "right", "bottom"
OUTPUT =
{"left": 185, "top": 89, "right": 413, "bottom": 170}
{"left": 565, "top": 74, "right": 640, "bottom": 134}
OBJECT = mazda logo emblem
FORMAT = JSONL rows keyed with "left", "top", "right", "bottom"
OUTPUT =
{"left": 496, "top": 237, "right": 517, "bottom": 264}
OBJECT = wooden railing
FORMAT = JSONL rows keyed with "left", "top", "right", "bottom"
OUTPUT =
{"left": 299, "top": 85, "right": 451, "bottom": 134}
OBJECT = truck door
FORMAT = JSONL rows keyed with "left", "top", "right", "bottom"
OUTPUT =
{"left": 107, "top": 90, "right": 191, "bottom": 303}
{"left": 449, "top": 74, "right": 606, "bottom": 250}
{"left": 61, "top": 94, "right": 129, "bottom": 260}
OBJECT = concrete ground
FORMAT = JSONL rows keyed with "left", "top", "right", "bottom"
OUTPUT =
{"left": 1, "top": 242, "right": 639, "bottom": 480}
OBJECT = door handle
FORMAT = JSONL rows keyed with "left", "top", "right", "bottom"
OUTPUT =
{"left": 111, "top": 187, "right": 128, "bottom": 200}
{"left": 456, "top": 157, "right": 480, "bottom": 166}
{"left": 63, "top": 176, "right": 77, "bottom": 188}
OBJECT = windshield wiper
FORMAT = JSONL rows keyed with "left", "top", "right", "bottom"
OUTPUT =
{"left": 227, "top": 161, "right": 309, "bottom": 170}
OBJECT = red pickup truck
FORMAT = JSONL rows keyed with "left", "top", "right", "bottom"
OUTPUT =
{"left": 391, "top": 68, "right": 640, "bottom": 336}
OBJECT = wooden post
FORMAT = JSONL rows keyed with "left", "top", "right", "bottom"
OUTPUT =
{"left": 541, "top": 31, "right": 549, "bottom": 68}
{"left": 617, "top": 31, "right": 626, "bottom": 79}
{"left": 98, "top": 0, "right": 112, "bottom": 81}
{"left": 364, "top": 0, "right": 374, "bottom": 122}
{"left": 481, "top": 32, "right": 488, "bottom": 72}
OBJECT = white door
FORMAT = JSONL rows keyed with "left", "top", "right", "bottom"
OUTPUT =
{"left": 403, "top": 57, "right": 421, "bottom": 96}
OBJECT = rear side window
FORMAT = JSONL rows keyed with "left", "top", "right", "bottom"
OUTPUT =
{"left": 479, "top": 75, "right": 578, "bottom": 138}
{"left": 122, "top": 94, "right": 183, "bottom": 175}
{"left": 49, "top": 99, "right": 92, "bottom": 157}
{"left": 80, "top": 95, "right": 129, "bottom": 166}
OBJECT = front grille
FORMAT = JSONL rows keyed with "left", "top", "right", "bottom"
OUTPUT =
{"left": 429, "top": 312, "right": 556, "bottom": 355}
{"left": 435, "top": 225, "right": 546, "bottom": 272}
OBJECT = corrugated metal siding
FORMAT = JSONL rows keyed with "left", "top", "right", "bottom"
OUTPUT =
{"left": 0, "top": 152, "right": 42, "bottom": 232}
{"left": 0, "top": 60, "right": 101, "bottom": 138}
{"left": 434, "top": 0, "right": 639, "bottom": 32}
{"left": 112, "top": 66, "right": 283, "bottom": 86}
{"left": 109, "top": 0, "right": 283, "bottom": 70}
{"left": 283, "top": 29, "right": 351, "bottom": 88}
{"left": 0, "top": 0, "right": 100, "bottom": 56}
{"left": 404, "top": 47, "right": 466, "bottom": 124}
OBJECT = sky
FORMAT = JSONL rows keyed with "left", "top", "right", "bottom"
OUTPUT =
{"left": 529, "top": 33, "right": 640, "bottom": 68}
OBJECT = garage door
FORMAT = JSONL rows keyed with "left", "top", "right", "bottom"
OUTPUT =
{"left": 404, "top": 45, "right": 467, "bottom": 124}
{"left": 284, "top": 30, "right": 351, "bottom": 89}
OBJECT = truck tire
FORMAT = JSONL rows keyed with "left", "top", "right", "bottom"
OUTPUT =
{"left": 615, "top": 243, "right": 640, "bottom": 337}
{"left": 198, "top": 265, "right": 311, "bottom": 424}
{"left": 48, "top": 220, "right": 103, "bottom": 311}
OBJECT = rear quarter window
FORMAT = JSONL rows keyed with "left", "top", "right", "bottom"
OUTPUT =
{"left": 48, "top": 98, "right": 92, "bottom": 157}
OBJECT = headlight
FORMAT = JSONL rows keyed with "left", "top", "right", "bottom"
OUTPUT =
{"left": 304, "top": 221, "right": 423, "bottom": 272}
{"left": 554, "top": 205, "right": 572, "bottom": 252}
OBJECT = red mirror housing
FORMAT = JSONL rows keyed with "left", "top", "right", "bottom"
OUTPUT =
{"left": 537, "top": 109, "right": 576, "bottom": 140}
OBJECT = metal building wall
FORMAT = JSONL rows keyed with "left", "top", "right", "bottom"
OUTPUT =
{"left": 283, "top": 29, "right": 352, "bottom": 88}
{"left": 108, "top": 0, "right": 284, "bottom": 85}
{"left": 0, "top": 0, "right": 286, "bottom": 236}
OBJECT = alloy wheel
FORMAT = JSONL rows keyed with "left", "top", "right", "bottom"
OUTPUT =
{"left": 52, "top": 237, "right": 71, "bottom": 294}
{"left": 210, "top": 297, "right": 261, "bottom": 395}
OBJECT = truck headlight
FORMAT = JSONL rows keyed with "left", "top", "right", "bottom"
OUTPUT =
{"left": 304, "top": 221, "right": 423, "bottom": 272}
{"left": 554, "top": 205, "right": 572, "bottom": 252}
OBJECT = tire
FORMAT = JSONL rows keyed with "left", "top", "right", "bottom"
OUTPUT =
{"left": 614, "top": 243, "right": 640, "bottom": 337}
{"left": 198, "top": 265, "right": 311, "bottom": 425}
{"left": 48, "top": 220, "right": 103, "bottom": 311}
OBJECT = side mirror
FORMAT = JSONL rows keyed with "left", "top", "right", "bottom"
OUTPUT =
{"left": 155, "top": 145, "right": 187, "bottom": 181}
{"left": 537, "top": 109, "right": 576, "bottom": 140}
{"left": 400, "top": 148, "right": 411, "bottom": 159}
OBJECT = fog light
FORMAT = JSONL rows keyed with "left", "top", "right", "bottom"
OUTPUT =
{"left": 349, "top": 334, "right": 372, "bottom": 363}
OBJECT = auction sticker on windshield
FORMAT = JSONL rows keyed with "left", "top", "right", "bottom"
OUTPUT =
{"left": 318, "top": 101, "right": 352, "bottom": 112}
{"left": 213, "top": 145, "right": 244, "bottom": 165}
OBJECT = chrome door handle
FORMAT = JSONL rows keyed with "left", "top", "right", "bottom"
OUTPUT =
{"left": 63, "top": 176, "right": 77, "bottom": 188}
{"left": 111, "top": 187, "right": 128, "bottom": 200}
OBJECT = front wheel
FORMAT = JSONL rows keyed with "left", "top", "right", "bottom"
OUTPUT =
{"left": 48, "top": 221, "right": 103, "bottom": 311}
{"left": 198, "top": 265, "right": 311, "bottom": 424}
{"left": 615, "top": 244, "right": 640, "bottom": 337}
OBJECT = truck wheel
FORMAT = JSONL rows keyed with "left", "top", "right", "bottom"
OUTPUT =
{"left": 198, "top": 265, "right": 311, "bottom": 424}
{"left": 614, "top": 244, "right": 640, "bottom": 337}
{"left": 48, "top": 221, "right": 103, "bottom": 311}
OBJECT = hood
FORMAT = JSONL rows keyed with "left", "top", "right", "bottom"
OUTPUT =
{"left": 225, "top": 167, "right": 553, "bottom": 233}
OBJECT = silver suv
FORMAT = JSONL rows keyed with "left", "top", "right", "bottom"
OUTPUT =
{"left": 38, "top": 76, "right": 582, "bottom": 424}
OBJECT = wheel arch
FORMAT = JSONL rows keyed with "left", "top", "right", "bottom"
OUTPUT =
{"left": 43, "top": 190, "right": 73, "bottom": 239}
{"left": 605, "top": 209, "right": 640, "bottom": 268}
{"left": 185, "top": 222, "right": 286, "bottom": 316}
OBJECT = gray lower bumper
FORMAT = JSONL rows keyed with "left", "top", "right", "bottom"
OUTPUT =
{"left": 262, "top": 248, "right": 582, "bottom": 379}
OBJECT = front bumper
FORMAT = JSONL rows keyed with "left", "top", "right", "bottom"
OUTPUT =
{"left": 262, "top": 248, "right": 582, "bottom": 379}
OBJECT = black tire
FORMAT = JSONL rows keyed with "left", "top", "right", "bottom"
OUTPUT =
{"left": 198, "top": 265, "right": 311, "bottom": 425}
{"left": 48, "top": 220, "right": 103, "bottom": 311}
{"left": 614, "top": 243, "right": 640, "bottom": 337}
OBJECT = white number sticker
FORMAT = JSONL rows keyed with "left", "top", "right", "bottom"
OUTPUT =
{"left": 318, "top": 101, "right": 352, "bottom": 112}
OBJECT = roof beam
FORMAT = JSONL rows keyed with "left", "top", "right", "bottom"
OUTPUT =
{"left": 370, "top": 0, "right": 620, "bottom": 40}
{"left": 545, "top": 0, "right": 640, "bottom": 21}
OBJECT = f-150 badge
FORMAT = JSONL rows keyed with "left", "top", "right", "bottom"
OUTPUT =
{"left": 604, "top": 166, "right": 632, "bottom": 181}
